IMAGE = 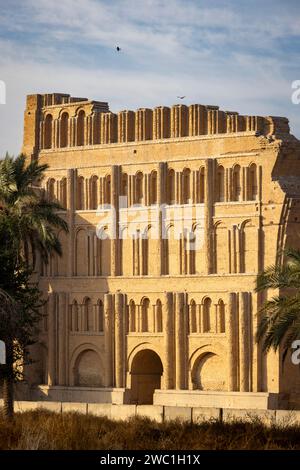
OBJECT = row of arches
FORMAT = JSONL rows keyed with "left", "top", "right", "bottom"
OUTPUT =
{"left": 41, "top": 104, "right": 266, "bottom": 151}
{"left": 47, "top": 177, "right": 67, "bottom": 208}
{"left": 74, "top": 348, "right": 226, "bottom": 393}
{"left": 76, "top": 223, "right": 255, "bottom": 277}
{"left": 45, "top": 163, "right": 258, "bottom": 210}
{"left": 128, "top": 299, "right": 162, "bottom": 333}
{"left": 189, "top": 298, "right": 225, "bottom": 333}
{"left": 42, "top": 218, "right": 257, "bottom": 278}
{"left": 75, "top": 229, "right": 110, "bottom": 276}
{"left": 41, "top": 299, "right": 105, "bottom": 333}
{"left": 70, "top": 299, "right": 104, "bottom": 332}
{"left": 121, "top": 225, "right": 205, "bottom": 276}
{"left": 43, "top": 110, "right": 87, "bottom": 149}
{"left": 73, "top": 225, "right": 204, "bottom": 277}
{"left": 36, "top": 344, "right": 225, "bottom": 393}
{"left": 213, "top": 219, "right": 257, "bottom": 274}
{"left": 127, "top": 297, "right": 225, "bottom": 334}
{"left": 40, "top": 298, "right": 104, "bottom": 334}
{"left": 129, "top": 348, "right": 226, "bottom": 401}
{"left": 40, "top": 296, "right": 226, "bottom": 335}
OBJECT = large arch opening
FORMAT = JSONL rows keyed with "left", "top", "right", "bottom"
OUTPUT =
{"left": 130, "top": 349, "right": 163, "bottom": 404}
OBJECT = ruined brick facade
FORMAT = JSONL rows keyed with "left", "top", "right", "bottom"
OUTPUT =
{"left": 21, "top": 93, "right": 300, "bottom": 409}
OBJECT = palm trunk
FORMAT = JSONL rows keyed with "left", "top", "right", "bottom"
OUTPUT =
{"left": 2, "top": 374, "right": 14, "bottom": 420}
{"left": 2, "top": 340, "right": 14, "bottom": 420}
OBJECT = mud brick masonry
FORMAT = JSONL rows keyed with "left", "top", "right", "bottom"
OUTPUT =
{"left": 19, "top": 92, "right": 300, "bottom": 409}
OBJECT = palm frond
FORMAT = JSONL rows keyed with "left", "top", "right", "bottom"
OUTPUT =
{"left": 256, "top": 264, "right": 300, "bottom": 291}
{"left": 256, "top": 293, "right": 300, "bottom": 355}
{"left": 284, "top": 247, "right": 300, "bottom": 265}
{"left": 0, "top": 153, "right": 68, "bottom": 270}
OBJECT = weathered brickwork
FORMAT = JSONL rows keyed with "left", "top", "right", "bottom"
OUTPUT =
{"left": 21, "top": 93, "right": 300, "bottom": 409}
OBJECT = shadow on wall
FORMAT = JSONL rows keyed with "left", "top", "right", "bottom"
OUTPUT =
{"left": 191, "top": 352, "right": 226, "bottom": 391}
{"left": 270, "top": 141, "right": 300, "bottom": 398}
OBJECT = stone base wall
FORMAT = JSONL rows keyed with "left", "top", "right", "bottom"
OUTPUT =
{"left": 28, "top": 386, "right": 288, "bottom": 409}
{"left": 30, "top": 385, "right": 130, "bottom": 404}
{"left": 153, "top": 390, "right": 287, "bottom": 410}
{"left": 2, "top": 400, "right": 300, "bottom": 426}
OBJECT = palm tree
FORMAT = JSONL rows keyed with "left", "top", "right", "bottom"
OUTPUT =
{"left": 0, "top": 154, "right": 68, "bottom": 419}
{"left": 256, "top": 247, "right": 300, "bottom": 360}
{"left": 0, "top": 153, "right": 68, "bottom": 267}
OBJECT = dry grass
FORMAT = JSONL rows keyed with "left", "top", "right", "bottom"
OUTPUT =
{"left": 0, "top": 410, "right": 300, "bottom": 450}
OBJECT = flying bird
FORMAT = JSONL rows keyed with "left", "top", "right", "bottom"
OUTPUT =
{"left": 116, "top": 46, "right": 121, "bottom": 51}
{"left": 177, "top": 96, "right": 186, "bottom": 99}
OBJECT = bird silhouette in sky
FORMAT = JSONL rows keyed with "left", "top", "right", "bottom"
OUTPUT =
{"left": 177, "top": 96, "right": 186, "bottom": 99}
{"left": 116, "top": 46, "right": 121, "bottom": 51}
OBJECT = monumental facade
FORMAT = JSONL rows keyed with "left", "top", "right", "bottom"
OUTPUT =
{"left": 21, "top": 93, "right": 300, "bottom": 409}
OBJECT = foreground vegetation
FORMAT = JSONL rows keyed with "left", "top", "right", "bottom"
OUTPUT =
{"left": 0, "top": 410, "right": 300, "bottom": 450}
{"left": 0, "top": 155, "right": 68, "bottom": 419}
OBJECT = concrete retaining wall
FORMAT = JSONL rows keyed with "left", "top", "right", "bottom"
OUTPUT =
{"left": 32, "top": 386, "right": 129, "bottom": 404}
{"left": 153, "top": 390, "right": 282, "bottom": 410}
{"left": 4, "top": 401, "right": 300, "bottom": 426}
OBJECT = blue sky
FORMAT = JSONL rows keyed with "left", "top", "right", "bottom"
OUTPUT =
{"left": 0, "top": 0, "right": 300, "bottom": 156}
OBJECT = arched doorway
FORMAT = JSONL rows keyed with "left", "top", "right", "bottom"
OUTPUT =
{"left": 130, "top": 349, "right": 163, "bottom": 404}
